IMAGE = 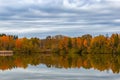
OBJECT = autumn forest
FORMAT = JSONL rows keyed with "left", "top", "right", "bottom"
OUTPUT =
{"left": 0, "top": 33, "right": 120, "bottom": 55}
{"left": 1, "top": 33, "right": 120, "bottom": 73}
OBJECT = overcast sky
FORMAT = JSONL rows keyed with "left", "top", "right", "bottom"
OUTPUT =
{"left": 0, "top": 0, "right": 120, "bottom": 38}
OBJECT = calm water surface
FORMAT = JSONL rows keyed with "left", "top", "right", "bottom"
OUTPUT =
{"left": 0, "top": 64, "right": 120, "bottom": 80}
{"left": 0, "top": 53, "right": 120, "bottom": 80}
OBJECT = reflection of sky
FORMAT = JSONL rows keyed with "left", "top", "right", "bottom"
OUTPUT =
{"left": 0, "top": 64, "right": 120, "bottom": 80}
{"left": 1, "top": 0, "right": 120, "bottom": 38}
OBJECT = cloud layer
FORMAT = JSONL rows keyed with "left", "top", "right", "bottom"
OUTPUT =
{"left": 0, "top": 0, "right": 120, "bottom": 38}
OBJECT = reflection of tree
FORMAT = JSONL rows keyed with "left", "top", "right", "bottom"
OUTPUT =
{"left": 0, "top": 53, "right": 120, "bottom": 74}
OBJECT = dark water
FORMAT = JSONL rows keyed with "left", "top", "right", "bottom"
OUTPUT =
{"left": 0, "top": 52, "right": 120, "bottom": 80}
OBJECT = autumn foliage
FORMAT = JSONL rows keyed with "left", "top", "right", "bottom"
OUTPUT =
{"left": 0, "top": 33, "right": 120, "bottom": 73}
{"left": 0, "top": 33, "right": 120, "bottom": 54}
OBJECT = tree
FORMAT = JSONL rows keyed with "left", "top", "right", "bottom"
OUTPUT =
{"left": 15, "top": 39, "right": 23, "bottom": 49}
{"left": 90, "top": 35, "right": 107, "bottom": 53}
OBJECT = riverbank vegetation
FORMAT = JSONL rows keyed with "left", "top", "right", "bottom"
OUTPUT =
{"left": 0, "top": 33, "right": 120, "bottom": 54}
{"left": 1, "top": 33, "right": 120, "bottom": 73}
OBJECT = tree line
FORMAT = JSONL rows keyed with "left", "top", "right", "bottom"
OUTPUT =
{"left": 0, "top": 33, "right": 120, "bottom": 54}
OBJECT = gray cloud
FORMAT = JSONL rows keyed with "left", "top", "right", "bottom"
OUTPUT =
{"left": 0, "top": 0, "right": 120, "bottom": 38}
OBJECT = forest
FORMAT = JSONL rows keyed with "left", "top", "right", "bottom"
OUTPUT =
{"left": 0, "top": 33, "right": 120, "bottom": 55}
{"left": 1, "top": 33, "right": 120, "bottom": 73}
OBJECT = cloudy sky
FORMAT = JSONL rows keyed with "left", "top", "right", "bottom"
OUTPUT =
{"left": 0, "top": 0, "right": 120, "bottom": 38}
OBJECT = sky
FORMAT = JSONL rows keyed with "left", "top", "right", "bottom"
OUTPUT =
{"left": 0, "top": 0, "right": 120, "bottom": 38}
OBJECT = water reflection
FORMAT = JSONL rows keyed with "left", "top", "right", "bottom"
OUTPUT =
{"left": 0, "top": 52, "right": 120, "bottom": 74}
{"left": 0, "top": 64, "right": 120, "bottom": 80}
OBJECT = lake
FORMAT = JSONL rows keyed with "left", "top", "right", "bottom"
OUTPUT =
{"left": 0, "top": 52, "right": 120, "bottom": 80}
